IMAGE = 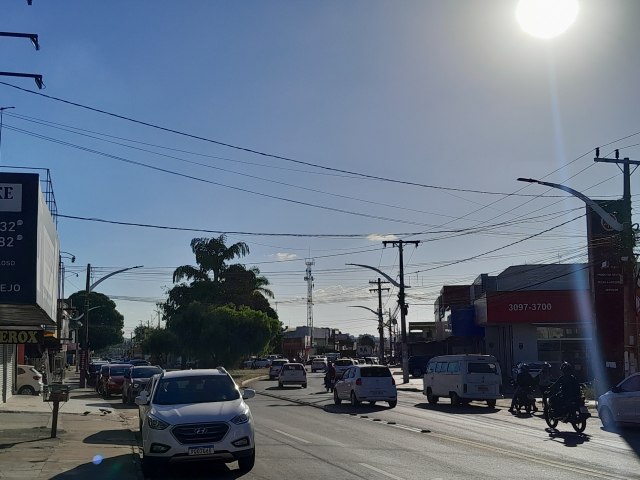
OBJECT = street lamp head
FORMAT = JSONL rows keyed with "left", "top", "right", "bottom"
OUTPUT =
{"left": 516, "top": 177, "right": 538, "bottom": 184}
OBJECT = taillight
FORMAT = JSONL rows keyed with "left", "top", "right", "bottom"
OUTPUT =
{"left": 356, "top": 379, "right": 362, "bottom": 386}
{"left": 391, "top": 378, "right": 395, "bottom": 386}
{"left": 33, "top": 376, "right": 40, "bottom": 381}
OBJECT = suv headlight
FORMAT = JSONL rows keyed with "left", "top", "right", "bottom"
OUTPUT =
{"left": 231, "top": 412, "right": 250, "bottom": 425}
{"left": 146, "top": 414, "right": 169, "bottom": 430}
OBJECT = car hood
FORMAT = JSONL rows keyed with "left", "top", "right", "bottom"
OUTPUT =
{"left": 151, "top": 399, "right": 246, "bottom": 424}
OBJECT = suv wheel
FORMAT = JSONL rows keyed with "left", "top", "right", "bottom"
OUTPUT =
{"left": 426, "top": 388, "right": 439, "bottom": 405}
{"left": 412, "top": 368, "right": 423, "bottom": 378}
{"left": 238, "top": 449, "right": 255, "bottom": 472}
{"left": 333, "top": 389, "right": 342, "bottom": 405}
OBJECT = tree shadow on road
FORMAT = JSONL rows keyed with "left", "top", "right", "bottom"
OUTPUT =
{"left": 414, "top": 402, "right": 497, "bottom": 415}
{"left": 49, "top": 454, "right": 138, "bottom": 480}
{"left": 84, "top": 429, "right": 138, "bottom": 446}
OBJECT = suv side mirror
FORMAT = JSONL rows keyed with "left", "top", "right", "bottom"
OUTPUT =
{"left": 242, "top": 388, "right": 256, "bottom": 400}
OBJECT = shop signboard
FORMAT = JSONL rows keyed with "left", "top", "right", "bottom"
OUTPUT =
{"left": 485, "top": 290, "right": 590, "bottom": 324}
{"left": 0, "top": 173, "right": 59, "bottom": 326}
{"left": 0, "top": 329, "right": 42, "bottom": 344}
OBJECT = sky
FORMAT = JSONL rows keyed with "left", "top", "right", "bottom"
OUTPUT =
{"left": 2, "top": 1, "right": 639, "bottom": 341}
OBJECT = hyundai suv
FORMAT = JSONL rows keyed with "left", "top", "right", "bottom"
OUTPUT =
{"left": 136, "top": 368, "right": 256, "bottom": 475}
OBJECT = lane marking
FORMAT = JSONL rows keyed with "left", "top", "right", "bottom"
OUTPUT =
{"left": 359, "top": 463, "right": 406, "bottom": 480}
{"left": 273, "top": 429, "right": 311, "bottom": 444}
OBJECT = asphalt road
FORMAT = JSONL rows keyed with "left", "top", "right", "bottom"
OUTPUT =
{"left": 106, "top": 371, "right": 640, "bottom": 479}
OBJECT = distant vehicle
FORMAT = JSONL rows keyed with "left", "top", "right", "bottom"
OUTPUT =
{"left": 334, "top": 358, "right": 356, "bottom": 376}
{"left": 408, "top": 355, "right": 436, "bottom": 378}
{"left": 122, "top": 365, "right": 163, "bottom": 404}
{"left": 423, "top": 354, "right": 502, "bottom": 408}
{"left": 278, "top": 363, "right": 307, "bottom": 388}
{"left": 334, "top": 365, "right": 397, "bottom": 408}
{"left": 311, "top": 357, "right": 328, "bottom": 373}
{"left": 269, "top": 359, "right": 289, "bottom": 380}
{"left": 87, "top": 361, "right": 108, "bottom": 387}
{"left": 242, "top": 357, "right": 257, "bottom": 369}
{"left": 598, "top": 372, "right": 640, "bottom": 430}
{"left": 325, "top": 353, "right": 340, "bottom": 363}
{"left": 136, "top": 368, "right": 256, "bottom": 475}
{"left": 16, "top": 365, "right": 44, "bottom": 395}
{"left": 363, "top": 357, "right": 379, "bottom": 365}
{"left": 100, "top": 363, "right": 131, "bottom": 398}
{"left": 252, "top": 358, "right": 271, "bottom": 368}
{"left": 128, "top": 359, "right": 151, "bottom": 366}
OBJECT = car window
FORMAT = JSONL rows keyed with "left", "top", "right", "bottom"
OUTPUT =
{"left": 436, "top": 362, "right": 448, "bottom": 373}
{"left": 620, "top": 375, "right": 640, "bottom": 392}
{"left": 427, "top": 362, "right": 436, "bottom": 373}
{"left": 101, "top": 365, "right": 109, "bottom": 374}
{"left": 154, "top": 375, "right": 240, "bottom": 405}
{"left": 468, "top": 362, "right": 498, "bottom": 374}
{"left": 282, "top": 364, "right": 302, "bottom": 371}
{"left": 360, "top": 367, "right": 392, "bottom": 377}
{"left": 132, "top": 366, "right": 163, "bottom": 378}
{"left": 109, "top": 366, "right": 129, "bottom": 376}
{"left": 447, "top": 362, "right": 460, "bottom": 373}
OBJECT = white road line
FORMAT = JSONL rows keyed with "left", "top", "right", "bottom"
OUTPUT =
{"left": 359, "top": 463, "right": 406, "bottom": 480}
{"left": 273, "top": 429, "right": 311, "bottom": 444}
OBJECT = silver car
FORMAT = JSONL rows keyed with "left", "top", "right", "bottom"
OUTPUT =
{"left": 597, "top": 373, "right": 640, "bottom": 429}
{"left": 334, "top": 365, "right": 397, "bottom": 408}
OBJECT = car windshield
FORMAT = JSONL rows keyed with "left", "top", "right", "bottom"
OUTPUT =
{"left": 361, "top": 366, "right": 392, "bottom": 377}
{"left": 154, "top": 375, "right": 240, "bottom": 405}
{"left": 468, "top": 362, "right": 498, "bottom": 374}
{"left": 132, "top": 366, "right": 162, "bottom": 378}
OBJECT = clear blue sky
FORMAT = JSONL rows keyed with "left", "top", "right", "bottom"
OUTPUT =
{"left": 2, "top": 1, "right": 638, "bottom": 339}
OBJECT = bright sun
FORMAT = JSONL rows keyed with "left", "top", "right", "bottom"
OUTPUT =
{"left": 516, "top": 0, "right": 579, "bottom": 39}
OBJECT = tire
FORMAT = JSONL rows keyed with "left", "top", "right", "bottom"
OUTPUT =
{"left": 278, "top": 382, "right": 283, "bottom": 388}
{"left": 599, "top": 407, "right": 616, "bottom": 431}
{"left": 426, "top": 388, "right": 439, "bottom": 405}
{"left": 388, "top": 400, "right": 397, "bottom": 409}
{"left": 544, "top": 406, "right": 559, "bottom": 428}
{"left": 302, "top": 383, "right": 307, "bottom": 388}
{"left": 333, "top": 389, "right": 342, "bottom": 405}
{"left": 572, "top": 419, "right": 587, "bottom": 433}
{"left": 18, "top": 385, "right": 35, "bottom": 395}
{"left": 412, "top": 368, "right": 423, "bottom": 378}
{"left": 103, "top": 389, "right": 110, "bottom": 399}
{"left": 122, "top": 392, "right": 127, "bottom": 404}
{"left": 450, "top": 392, "right": 461, "bottom": 407}
{"left": 525, "top": 404, "right": 531, "bottom": 414}
{"left": 487, "top": 399, "right": 496, "bottom": 408}
{"left": 237, "top": 449, "right": 256, "bottom": 472}
{"left": 350, "top": 391, "right": 360, "bottom": 407}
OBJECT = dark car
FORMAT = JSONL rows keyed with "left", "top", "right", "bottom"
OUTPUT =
{"left": 408, "top": 355, "right": 436, "bottom": 378}
{"left": 128, "top": 358, "right": 151, "bottom": 366}
{"left": 100, "top": 363, "right": 132, "bottom": 398}
{"left": 122, "top": 365, "right": 163, "bottom": 404}
{"left": 87, "top": 361, "right": 108, "bottom": 387}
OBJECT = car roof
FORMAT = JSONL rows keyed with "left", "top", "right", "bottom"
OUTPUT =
{"left": 160, "top": 368, "right": 229, "bottom": 379}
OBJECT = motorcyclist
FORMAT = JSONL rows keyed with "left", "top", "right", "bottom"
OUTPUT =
{"left": 547, "top": 361, "right": 581, "bottom": 416}
{"left": 509, "top": 363, "right": 536, "bottom": 413}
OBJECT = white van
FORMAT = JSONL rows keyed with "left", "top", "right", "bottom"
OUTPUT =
{"left": 422, "top": 354, "right": 502, "bottom": 408}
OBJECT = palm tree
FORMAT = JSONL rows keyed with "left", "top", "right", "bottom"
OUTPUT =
{"left": 173, "top": 235, "right": 250, "bottom": 284}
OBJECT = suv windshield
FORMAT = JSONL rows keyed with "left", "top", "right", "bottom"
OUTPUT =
{"left": 132, "top": 366, "right": 162, "bottom": 378}
{"left": 154, "top": 375, "right": 240, "bottom": 405}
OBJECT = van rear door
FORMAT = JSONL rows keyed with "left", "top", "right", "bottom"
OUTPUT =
{"left": 465, "top": 360, "right": 501, "bottom": 397}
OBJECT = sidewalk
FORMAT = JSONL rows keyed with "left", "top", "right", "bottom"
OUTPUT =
{"left": 0, "top": 370, "right": 141, "bottom": 479}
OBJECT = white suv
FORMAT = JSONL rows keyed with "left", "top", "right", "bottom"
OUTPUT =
{"left": 136, "top": 368, "right": 256, "bottom": 475}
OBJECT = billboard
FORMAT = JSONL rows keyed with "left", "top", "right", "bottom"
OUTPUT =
{"left": 482, "top": 290, "right": 590, "bottom": 324}
{"left": 0, "top": 173, "right": 59, "bottom": 326}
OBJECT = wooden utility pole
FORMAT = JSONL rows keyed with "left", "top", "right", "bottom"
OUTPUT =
{"left": 370, "top": 278, "right": 390, "bottom": 363}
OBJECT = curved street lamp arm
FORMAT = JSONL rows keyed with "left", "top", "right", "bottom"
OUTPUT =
{"left": 349, "top": 305, "right": 379, "bottom": 316}
{"left": 517, "top": 178, "right": 624, "bottom": 231}
{"left": 345, "top": 263, "right": 407, "bottom": 289}
{"left": 89, "top": 265, "right": 143, "bottom": 292}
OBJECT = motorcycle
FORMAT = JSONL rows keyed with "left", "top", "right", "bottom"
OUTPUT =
{"left": 512, "top": 384, "right": 537, "bottom": 413}
{"left": 543, "top": 385, "right": 590, "bottom": 433}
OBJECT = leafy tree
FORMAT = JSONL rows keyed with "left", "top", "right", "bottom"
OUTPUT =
{"left": 142, "top": 328, "right": 177, "bottom": 367}
{"left": 173, "top": 235, "right": 249, "bottom": 284}
{"left": 67, "top": 291, "right": 124, "bottom": 352}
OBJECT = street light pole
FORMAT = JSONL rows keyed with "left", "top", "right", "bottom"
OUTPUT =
{"left": 79, "top": 263, "right": 143, "bottom": 387}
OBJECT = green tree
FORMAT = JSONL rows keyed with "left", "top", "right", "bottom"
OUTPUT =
{"left": 141, "top": 328, "right": 177, "bottom": 367}
{"left": 67, "top": 291, "right": 124, "bottom": 352}
{"left": 173, "top": 235, "right": 249, "bottom": 284}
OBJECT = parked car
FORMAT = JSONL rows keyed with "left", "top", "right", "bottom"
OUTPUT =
{"left": 122, "top": 365, "right": 163, "bottom": 404}
{"left": 423, "top": 354, "right": 502, "bottom": 408}
{"left": 137, "top": 373, "right": 162, "bottom": 431}
{"left": 311, "top": 357, "right": 328, "bottom": 373}
{"left": 136, "top": 368, "right": 256, "bottom": 475}
{"left": 128, "top": 359, "right": 151, "bottom": 366}
{"left": 333, "top": 365, "right": 397, "bottom": 408}
{"left": 408, "top": 355, "right": 436, "bottom": 378}
{"left": 100, "top": 363, "right": 131, "bottom": 398}
{"left": 87, "top": 361, "right": 108, "bottom": 387}
{"left": 242, "top": 357, "right": 257, "bottom": 369}
{"left": 597, "top": 372, "right": 640, "bottom": 430}
{"left": 252, "top": 358, "right": 272, "bottom": 368}
{"left": 334, "top": 358, "right": 356, "bottom": 376}
{"left": 278, "top": 363, "right": 307, "bottom": 388}
{"left": 16, "top": 365, "right": 44, "bottom": 395}
{"left": 269, "top": 359, "right": 289, "bottom": 380}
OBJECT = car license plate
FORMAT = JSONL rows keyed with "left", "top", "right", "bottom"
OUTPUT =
{"left": 188, "top": 445, "right": 214, "bottom": 456}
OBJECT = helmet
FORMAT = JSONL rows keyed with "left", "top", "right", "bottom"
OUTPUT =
{"left": 561, "top": 361, "right": 574, "bottom": 375}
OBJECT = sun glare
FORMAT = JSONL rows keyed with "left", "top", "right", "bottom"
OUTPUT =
{"left": 516, "top": 0, "right": 579, "bottom": 39}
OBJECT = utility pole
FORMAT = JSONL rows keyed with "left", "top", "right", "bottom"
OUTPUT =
{"left": 304, "top": 259, "right": 315, "bottom": 354}
{"left": 370, "top": 278, "right": 390, "bottom": 363}
{"left": 388, "top": 308, "right": 396, "bottom": 360}
{"left": 595, "top": 149, "right": 640, "bottom": 378}
{"left": 383, "top": 240, "right": 420, "bottom": 383}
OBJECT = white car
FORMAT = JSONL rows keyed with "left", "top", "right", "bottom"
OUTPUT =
{"left": 269, "top": 359, "right": 289, "bottom": 380}
{"left": 252, "top": 358, "right": 271, "bottom": 368}
{"left": 311, "top": 358, "right": 327, "bottom": 373}
{"left": 334, "top": 365, "right": 397, "bottom": 408}
{"left": 278, "top": 363, "right": 307, "bottom": 388}
{"left": 136, "top": 368, "right": 256, "bottom": 475}
{"left": 597, "top": 372, "right": 640, "bottom": 429}
{"left": 16, "top": 365, "right": 44, "bottom": 395}
{"left": 334, "top": 358, "right": 356, "bottom": 376}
